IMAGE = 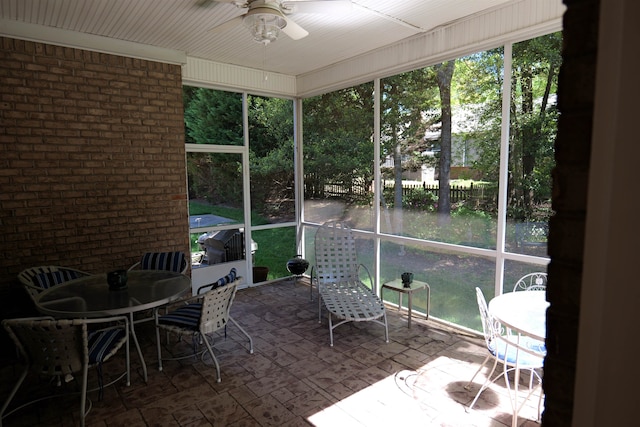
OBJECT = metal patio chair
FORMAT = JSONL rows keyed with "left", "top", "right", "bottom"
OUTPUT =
{"left": 128, "top": 251, "right": 188, "bottom": 274}
{"left": 154, "top": 268, "right": 253, "bottom": 383}
{"left": 18, "top": 266, "right": 91, "bottom": 303}
{"left": 1, "top": 316, "right": 130, "bottom": 427}
{"left": 513, "top": 272, "right": 547, "bottom": 292}
{"left": 465, "top": 287, "right": 545, "bottom": 423}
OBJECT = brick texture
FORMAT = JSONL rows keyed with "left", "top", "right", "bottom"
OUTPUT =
{"left": 0, "top": 37, "right": 189, "bottom": 324}
{"left": 542, "top": 0, "right": 599, "bottom": 425}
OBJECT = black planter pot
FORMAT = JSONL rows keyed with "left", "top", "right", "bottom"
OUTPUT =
{"left": 253, "top": 266, "right": 269, "bottom": 282}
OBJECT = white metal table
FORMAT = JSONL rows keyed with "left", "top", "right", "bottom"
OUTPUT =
{"left": 488, "top": 290, "right": 548, "bottom": 426}
{"left": 381, "top": 279, "right": 430, "bottom": 328}
{"left": 489, "top": 290, "right": 547, "bottom": 341}
{"left": 35, "top": 270, "right": 191, "bottom": 382}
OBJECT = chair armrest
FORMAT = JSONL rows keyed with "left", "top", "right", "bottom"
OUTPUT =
{"left": 357, "top": 264, "right": 374, "bottom": 291}
{"left": 83, "top": 315, "right": 129, "bottom": 326}
{"left": 83, "top": 316, "right": 129, "bottom": 330}
{"left": 196, "top": 277, "right": 242, "bottom": 295}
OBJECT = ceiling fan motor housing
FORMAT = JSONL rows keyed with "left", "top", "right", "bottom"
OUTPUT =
{"left": 244, "top": 4, "right": 287, "bottom": 44}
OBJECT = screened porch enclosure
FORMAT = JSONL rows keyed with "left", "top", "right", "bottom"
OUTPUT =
{"left": 185, "top": 31, "right": 559, "bottom": 333}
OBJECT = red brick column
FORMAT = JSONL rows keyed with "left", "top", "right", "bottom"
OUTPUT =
{"left": 0, "top": 37, "right": 189, "bottom": 326}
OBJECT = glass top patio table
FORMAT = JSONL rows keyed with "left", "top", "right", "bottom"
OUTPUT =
{"left": 35, "top": 270, "right": 191, "bottom": 318}
{"left": 35, "top": 270, "right": 191, "bottom": 383}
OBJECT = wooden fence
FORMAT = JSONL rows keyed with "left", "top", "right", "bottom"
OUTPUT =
{"left": 304, "top": 174, "right": 495, "bottom": 205}
{"left": 390, "top": 182, "right": 495, "bottom": 204}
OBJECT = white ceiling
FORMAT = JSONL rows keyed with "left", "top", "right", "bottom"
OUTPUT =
{"left": 0, "top": 0, "right": 515, "bottom": 77}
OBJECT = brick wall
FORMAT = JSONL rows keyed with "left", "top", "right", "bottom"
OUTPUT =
{"left": 543, "top": 0, "right": 598, "bottom": 425}
{"left": 0, "top": 37, "right": 189, "bottom": 323}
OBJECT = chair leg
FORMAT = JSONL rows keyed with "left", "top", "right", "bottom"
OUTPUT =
{"left": 537, "top": 389, "right": 544, "bottom": 421}
{"left": 465, "top": 354, "right": 491, "bottom": 390}
{"left": 201, "top": 334, "right": 221, "bottom": 383}
{"left": 467, "top": 356, "right": 501, "bottom": 411}
{"left": 229, "top": 317, "right": 254, "bottom": 354}
{"left": 382, "top": 311, "right": 389, "bottom": 343}
{"left": 80, "top": 363, "right": 89, "bottom": 427}
{"left": 124, "top": 325, "right": 131, "bottom": 386}
{"left": 0, "top": 365, "right": 28, "bottom": 425}
{"left": 328, "top": 312, "right": 334, "bottom": 347}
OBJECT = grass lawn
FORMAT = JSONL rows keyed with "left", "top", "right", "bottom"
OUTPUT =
{"left": 191, "top": 199, "right": 546, "bottom": 332}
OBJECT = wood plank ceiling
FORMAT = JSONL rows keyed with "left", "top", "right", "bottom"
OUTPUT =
{"left": 0, "top": 0, "right": 514, "bottom": 76}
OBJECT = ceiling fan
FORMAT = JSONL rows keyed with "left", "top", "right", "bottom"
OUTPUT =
{"left": 210, "top": 0, "right": 352, "bottom": 44}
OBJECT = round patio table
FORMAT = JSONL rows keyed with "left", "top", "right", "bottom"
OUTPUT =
{"left": 36, "top": 270, "right": 191, "bottom": 382}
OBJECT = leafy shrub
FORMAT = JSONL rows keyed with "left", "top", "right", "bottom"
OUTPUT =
{"left": 403, "top": 188, "right": 438, "bottom": 211}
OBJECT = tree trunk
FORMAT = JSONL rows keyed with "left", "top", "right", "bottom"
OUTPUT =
{"left": 435, "top": 61, "right": 455, "bottom": 224}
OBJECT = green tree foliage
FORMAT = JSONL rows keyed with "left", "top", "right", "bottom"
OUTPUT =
{"left": 509, "top": 32, "right": 561, "bottom": 218}
{"left": 248, "top": 96, "right": 294, "bottom": 218}
{"left": 303, "top": 83, "right": 375, "bottom": 202}
{"left": 183, "top": 87, "right": 243, "bottom": 145}
{"left": 183, "top": 88, "right": 244, "bottom": 206}
{"left": 452, "top": 47, "right": 505, "bottom": 211}
{"left": 187, "top": 152, "right": 243, "bottom": 207}
{"left": 454, "top": 33, "right": 561, "bottom": 221}
{"left": 381, "top": 69, "right": 439, "bottom": 211}
{"left": 183, "top": 31, "right": 560, "bottom": 224}
{"left": 184, "top": 88, "right": 296, "bottom": 216}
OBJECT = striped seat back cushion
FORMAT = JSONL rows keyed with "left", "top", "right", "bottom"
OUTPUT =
{"left": 214, "top": 267, "right": 237, "bottom": 288}
{"left": 34, "top": 270, "right": 82, "bottom": 290}
{"left": 140, "top": 251, "right": 186, "bottom": 273}
{"left": 159, "top": 268, "right": 237, "bottom": 329}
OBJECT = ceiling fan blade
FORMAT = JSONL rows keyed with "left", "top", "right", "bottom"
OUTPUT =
{"left": 281, "top": 0, "right": 352, "bottom": 14}
{"left": 281, "top": 15, "right": 309, "bottom": 40}
{"left": 209, "top": 15, "right": 245, "bottom": 33}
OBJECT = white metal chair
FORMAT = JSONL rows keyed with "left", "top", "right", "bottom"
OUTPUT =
{"left": 154, "top": 269, "right": 253, "bottom": 383}
{"left": 313, "top": 221, "right": 388, "bottom": 346}
{"left": 1, "top": 316, "right": 129, "bottom": 427}
{"left": 465, "top": 287, "right": 545, "bottom": 423}
{"left": 17, "top": 266, "right": 91, "bottom": 302}
{"left": 513, "top": 272, "right": 547, "bottom": 292}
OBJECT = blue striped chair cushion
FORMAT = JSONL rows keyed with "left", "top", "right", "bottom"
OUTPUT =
{"left": 34, "top": 270, "right": 82, "bottom": 290}
{"left": 215, "top": 267, "right": 237, "bottom": 287}
{"left": 88, "top": 328, "right": 126, "bottom": 364}
{"left": 158, "top": 303, "right": 203, "bottom": 330}
{"left": 196, "top": 268, "right": 237, "bottom": 294}
{"left": 140, "top": 251, "right": 186, "bottom": 273}
{"left": 161, "top": 268, "right": 237, "bottom": 328}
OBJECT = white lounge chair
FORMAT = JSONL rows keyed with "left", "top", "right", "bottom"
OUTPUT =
{"left": 313, "top": 221, "right": 389, "bottom": 346}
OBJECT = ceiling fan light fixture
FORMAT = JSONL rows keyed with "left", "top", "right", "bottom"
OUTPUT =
{"left": 244, "top": 6, "right": 287, "bottom": 45}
